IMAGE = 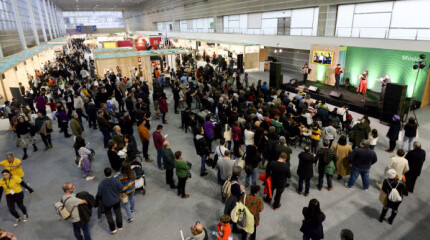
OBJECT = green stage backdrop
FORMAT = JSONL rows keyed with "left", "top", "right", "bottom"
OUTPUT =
{"left": 343, "top": 47, "right": 430, "bottom": 101}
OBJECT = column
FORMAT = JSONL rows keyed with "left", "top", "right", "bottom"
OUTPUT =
{"left": 36, "top": 0, "right": 48, "bottom": 42}
{"left": 46, "top": 0, "right": 57, "bottom": 38}
{"left": 42, "top": 0, "right": 53, "bottom": 40}
{"left": 0, "top": 41, "right": 4, "bottom": 58}
{"left": 27, "top": 0, "right": 40, "bottom": 45}
{"left": 50, "top": 2, "right": 59, "bottom": 37}
{"left": 11, "top": 0, "right": 27, "bottom": 50}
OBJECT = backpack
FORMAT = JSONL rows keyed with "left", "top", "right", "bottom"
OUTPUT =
{"left": 230, "top": 195, "right": 255, "bottom": 234}
{"left": 54, "top": 196, "right": 75, "bottom": 220}
{"left": 387, "top": 180, "right": 402, "bottom": 202}
{"left": 222, "top": 179, "right": 238, "bottom": 200}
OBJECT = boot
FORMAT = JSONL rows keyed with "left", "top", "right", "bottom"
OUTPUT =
{"left": 379, "top": 208, "right": 388, "bottom": 222}
{"left": 33, "top": 144, "right": 38, "bottom": 152}
{"left": 388, "top": 211, "right": 397, "bottom": 225}
{"left": 23, "top": 148, "right": 28, "bottom": 160}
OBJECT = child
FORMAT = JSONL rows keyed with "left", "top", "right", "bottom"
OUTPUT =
{"left": 368, "top": 129, "right": 378, "bottom": 150}
{"left": 46, "top": 98, "right": 57, "bottom": 119}
{"left": 216, "top": 214, "right": 231, "bottom": 240}
{"left": 310, "top": 123, "right": 322, "bottom": 154}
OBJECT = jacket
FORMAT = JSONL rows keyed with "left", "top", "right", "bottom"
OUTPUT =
{"left": 405, "top": 149, "right": 426, "bottom": 177}
{"left": 297, "top": 152, "right": 315, "bottom": 178}
{"left": 35, "top": 116, "right": 52, "bottom": 135}
{"left": 75, "top": 191, "right": 96, "bottom": 225}
{"left": 404, "top": 123, "right": 417, "bottom": 138}
{"left": 316, "top": 148, "right": 337, "bottom": 173}
{"left": 300, "top": 207, "right": 326, "bottom": 239}
{"left": 161, "top": 148, "right": 176, "bottom": 170}
{"left": 138, "top": 124, "right": 150, "bottom": 142}
{"left": 175, "top": 159, "right": 190, "bottom": 178}
{"left": 97, "top": 177, "right": 124, "bottom": 207}
{"left": 158, "top": 97, "right": 168, "bottom": 113}
{"left": 97, "top": 116, "right": 109, "bottom": 130}
{"left": 266, "top": 160, "right": 291, "bottom": 188}
{"left": 232, "top": 126, "right": 242, "bottom": 142}
{"left": 258, "top": 173, "right": 272, "bottom": 199}
{"left": 70, "top": 118, "right": 83, "bottom": 136}
{"left": 194, "top": 134, "right": 209, "bottom": 156}
{"left": 333, "top": 143, "right": 353, "bottom": 177}
{"left": 153, "top": 131, "right": 164, "bottom": 151}
{"left": 386, "top": 120, "right": 401, "bottom": 141}
{"left": 385, "top": 156, "right": 409, "bottom": 178}
{"left": 349, "top": 147, "right": 377, "bottom": 170}
{"left": 350, "top": 122, "right": 371, "bottom": 146}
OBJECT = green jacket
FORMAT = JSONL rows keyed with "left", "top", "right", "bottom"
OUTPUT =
{"left": 271, "top": 120, "right": 284, "bottom": 134}
{"left": 70, "top": 118, "right": 83, "bottom": 136}
{"left": 161, "top": 148, "right": 176, "bottom": 170}
{"left": 175, "top": 159, "right": 190, "bottom": 179}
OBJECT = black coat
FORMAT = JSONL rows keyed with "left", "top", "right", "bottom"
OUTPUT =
{"left": 405, "top": 149, "right": 426, "bottom": 177}
{"left": 300, "top": 207, "right": 326, "bottom": 239}
{"left": 297, "top": 152, "right": 316, "bottom": 178}
{"left": 76, "top": 191, "right": 96, "bottom": 225}
{"left": 387, "top": 120, "right": 401, "bottom": 140}
{"left": 266, "top": 160, "right": 291, "bottom": 188}
{"left": 316, "top": 148, "right": 337, "bottom": 173}
{"left": 194, "top": 134, "right": 209, "bottom": 156}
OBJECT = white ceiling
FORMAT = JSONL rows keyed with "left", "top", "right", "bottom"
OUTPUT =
{"left": 51, "top": 0, "right": 143, "bottom": 11}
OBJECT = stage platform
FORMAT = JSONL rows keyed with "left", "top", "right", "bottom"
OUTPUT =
{"left": 282, "top": 81, "right": 384, "bottom": 119}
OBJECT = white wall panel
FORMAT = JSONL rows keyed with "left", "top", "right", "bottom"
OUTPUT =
{"left": 336, "top": 5, "right": 354, "bottom": 28}
{"left": 389, "top": 29, "right": 417, "bottom": 40}
{"left": 262, "top": 18, "right": 277, "bottom": 35}
{"left": 228, "top": 15, "right": 239, "bottom": 21}
{"left": 223, "top": 16, "right": 228, "bottom": 29}
{"left": 196, "top": 18, "right": 203, "bottom": 28}
{"left": 312, "top": 7, "right": 319, "bottom": 36}
{"left": 417, "top": 29, "right": 430, "bottom": 41}
{"left": 291, "top": 8, "right": 314, "bottom": 28}
{"left": 358, "top": 28, "right": 387, "bottom": 38}
{"left": 354, "top": 1, "right": 393, "bottom": 13}
{"left": 353, "top": 13, "right": 391, "bottom": 28}
{"left": 239, "top": 14, "right": 247, "bottom": 29}
{"left": 391, "top": 0, "right": 430, "bottom": 28}
{"left": 248, "top": 13, "right": 261, "bottom": 29}
{"left": 262, "top": 10, "right": 291, "bottom": 19}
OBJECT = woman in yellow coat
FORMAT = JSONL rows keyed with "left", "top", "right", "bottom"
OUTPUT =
{"left": 332, "top": 136, "right": 352, "bottom": 180}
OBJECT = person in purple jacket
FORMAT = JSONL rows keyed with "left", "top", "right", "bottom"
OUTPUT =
{"left": 33, "top": 93, "right": 46, "bottom": 116}
{"left": 203, "top": 115, "right": 215, "bottom": 152}
{"left": 58, "top": 106, "right": 72, "bottom": 138}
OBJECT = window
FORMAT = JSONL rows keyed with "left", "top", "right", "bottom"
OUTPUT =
{"left": 62, "top": 11, "right": 124, "bottom": 29}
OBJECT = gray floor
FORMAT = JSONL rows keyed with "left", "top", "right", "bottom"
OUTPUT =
{"left": 1, "top": 72, "right": 429, "bottom": 240}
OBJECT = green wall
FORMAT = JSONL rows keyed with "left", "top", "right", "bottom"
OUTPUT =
{"left": 343, "top": 47, "right": 430, "bottom": 101}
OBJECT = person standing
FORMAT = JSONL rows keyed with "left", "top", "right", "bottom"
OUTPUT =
{"left": 15, "top": 116, "right": 38, "bottom": 160}
{"left": 356, "top": 70, "right": 368, "bottom": 100}
{"left": 153, "top": 125, "right": 166, "bottom": 170}
{"left": 310, "top": 123, "right": 321, "bottom": 154}
{"left": 97, "top": 168, "right": 125, "bottom": 234}
{"left": 379, "top": 169, "right": 407, "bottom": 224}
{"left": 34, "top": 112, "right": 53, "bottom": 151}
{"left": 334, "top": 64, "right": 344, "bottom": 89}
{"left": 158, "top": 93, "right": 168, "bottom": 124}
{"left": 264, "top": 152, "right": 291, "bottom": 210}
{"left": 0, "top": 169, "right": 34, "bottom": 227}
{"left": 216, "top": 215, "right": 232, "bottom": 240}
{"left": 297, "top": 146, "right": 316, "bottom": 196}
{"left": 194, "top": 127, "right": 209, "bottom": 177}
{"left": 172, "top": 83, "right": 180, "bottom": 114}
{"left": 346, "top": 140, "right": 377, "bottom": 190}
{"left": 84, "top": 97, "right": 97, "bottom": 130}
{"left": 216, "top": 150, "right": 235, "bottom": 186}
{"left": 404, "top": 141, "right": 426, "bottom": 193}
{"left": 402, "top": 117, "right": 417, "bottom": 151}
{"left": 107, "top": 142, "right": 123, "bottom": 173}
{"left": 138, "top": 119, "right": 152, "bottom": 162}
{"left": 244, "top": 145, "right": 259, "bottom": 187}
{"left": 0, "top": 153, "right": 25, "bottom": 182}
{"left": 316, "top": 140, "right": 337, "bottom": 191}
{"left": 161, "top": 141, "right": 177, "bottom": 189}
{"left": 70, "top": 113, "right": 84, "bottom": 137}
{"left": 350, "top": 118, "right": 371, "bottom": 149}
{"left": 379, "top": 74, "right": 391, "bottom": 102}
{"left": 61, "top": 182, "right": 91, "bottom": 240}
{"left": 74, "top": 93, "right": 88, "bottom": 122}
{"left": 117, "top": 162, "right": 136, "bottom": 223}
{"left": 322, "top": 121, "right": 337, "bottom": 148}
{"left": 175, "top": 151, "right": 190, "bottom": 198}
{"left": 241, "top": 185, "right": 264, "bottom": 240}
{"left": 386, "top": 115, "right": 401, "bottom": 153}
{"left": 97, "top": 110, "right": 110, "bottom": 148}
{"left": 300, "top": 199, "right": 326, "bottom": 240}
{"left": 340, "top": 229, "right": 354, "bottom": 240}
{"left": 204, "top": 115, "right": 216, "bottom": 152}
{"left": 333, "top": 136, "right": 353, "bottom": 180}
{"left": 301, "top": 63, "right": 311, "bottom": 85}
{"left": 385, "top": 149, "right": 409, "bottom": 181}
{"left": 34, "top": 93, "right": 46, "bottom": 115}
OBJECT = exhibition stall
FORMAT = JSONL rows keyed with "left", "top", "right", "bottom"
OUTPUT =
{"left": 94, "top": 49, "right": 194, "bottom": 89}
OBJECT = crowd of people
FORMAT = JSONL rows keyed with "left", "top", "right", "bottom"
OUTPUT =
{"left": 0, "top": 38, "right": 427, "bottom": 240}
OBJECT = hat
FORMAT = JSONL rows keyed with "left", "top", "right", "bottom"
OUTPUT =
{"left": 393, "top": 115, "right": 400, "bottom": 120}
{"left": 385, "top": 169, "right": 397, "bottom": 179}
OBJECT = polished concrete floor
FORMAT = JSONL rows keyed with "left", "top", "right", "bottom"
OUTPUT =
{"left": 0, "top": 72, "right": 429, "bottom": 240}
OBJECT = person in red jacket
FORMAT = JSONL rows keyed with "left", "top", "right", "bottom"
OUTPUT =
{"left": 158, "top": 93, "right": 168, "bottom": 124}
{"left": 216, "top": 214, "right": 231, "bottom": 240}
{"left": 153, "top": 125, "right": 166, "bottom": 170}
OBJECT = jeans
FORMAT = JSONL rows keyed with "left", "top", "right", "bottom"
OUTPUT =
{"left": 245, "top": 167, "right": 257, "bottom": 186}
{"left": 88, "top": 115, "right": 97, "bottom": 128}
{"left": 157, "top": 150, "right": 162, "bottom": 169}
{"left": 72, "top": 221, "right": 91, "bottom": 240}
{"left": 104, "top": 202, "right": 122, "bottom": 231}
{"left": 347, "top": 166, "right": 370, "bottom": 190}
{"left": 206, "top": 135, "right": 214, "bottom": 152}
{"left": 318, "top": 172, "right": 333, "bottom": 189}
{"left": 123, "top": 192, "right": 135, "bottom": 219}
{"left": 226, "top": 141, "right": 232, "bottom": 150}
{"left": 142, "top": 141, "right": 149, "bottom": 159}
{"left": 6, "top": 192, "right": 27, "bottom": 219}
{"left": 177, "top": 177, "right": 187, "bottom": 196}
{"left": 200, "top": 154, "right": 207, "bottom": 174}
{"left": 101, "top": 128, "right": 110, "bottom": 148}
{"left": 311, "top": 139, "right": 319, "bottom": 154}
{"left": 298, "top": 176, "right": 311, "bottom": 193}
{"left": 402, "top": 136, "right": 414, "bottom": 151}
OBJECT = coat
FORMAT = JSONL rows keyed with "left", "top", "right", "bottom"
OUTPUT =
{"left": 387, "top": 120, "right": 401, "bottom": 141}
{"left": 300, "top": 207, "right": 326, "bottom": 239}
{"left": 258, "top": 173, "right": 272, "bottom": 199}
{"left": 158, "top": 97, "right": 168, "bottom": 113}
{"left": 333, "top": 143, "right": 353, "bottom": 176}
{"left": 297, "top": 152, "right": 315, "bottom": 178}
{"left": 76, "top": 191, "right": 96, "bottom": 225}
{"left": 161, "top": 148, "right": 176, "bottom": 170}
{"left": 350, "top": 122, "right": 370, "bottom": 146}
{"left": 70, "top": 118, "right": 83, "bottom": 136}
{"left": 138, "top": 124, "right": 150, "bottom": 142}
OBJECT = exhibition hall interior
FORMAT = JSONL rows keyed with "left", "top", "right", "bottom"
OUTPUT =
{"left": 1, "top": 0, "right": 430, "bottom": 239}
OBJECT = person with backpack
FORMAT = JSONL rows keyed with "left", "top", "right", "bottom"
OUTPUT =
{"left": 316, "top": 140, "right": 337, "bottom": 191}
{"left": 300, "top": 199, "right": 326, "bottom": 240}
{"left": 379, "top": 169, "right": 407, "bottom": 224}
{"left": 0, "top": 169, "right": 34, "bottom": 227}
{"left": 264, "top": 152, "right": 291, "bottom": 210}
{"left": 241, "top": 185, "right": 264, "bottom": 240}
{"left": 61, "top": 182, "right": 91, "bottom": 240}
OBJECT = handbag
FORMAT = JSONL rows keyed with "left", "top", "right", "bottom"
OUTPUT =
{"left": 379, "top": 188, "right": 387, "bottom": 206}
{"left": 235, "top": 153, "right": 246, "bottom": 169}
{"left": 224, "top": 124, "right": 232, "bottom": 141}
{"left": 324, "top": 160, "right": 336, "bottom": 176}
{"left": 120, "top": 193, "right": 129, "bottom": 204}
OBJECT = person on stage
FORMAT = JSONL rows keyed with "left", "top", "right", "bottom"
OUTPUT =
{"left": 379, "top": 74, "right": 391, "bottom": 102}
{"left": 301, "top": 63, "right": 311, "bottom": 85}
{"left": 334, "top": 64, "right": 344, "bottom": 89}
{"left": 356, "top": 70, "right": 368, "bottom": 102}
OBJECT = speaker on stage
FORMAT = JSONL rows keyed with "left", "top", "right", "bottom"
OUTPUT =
{"left": 308, "top": 86, "right": 319, "bottom": 93}
{"left": 270, "top": 62, "right": 282, "bottom": 89}
{"left": 381, "top": 83, "right": 407, "bottom": 122}
{"left": 330, "top": 91, "right": 342, "bottom": 99}
{"left": 289, "top": 79, "right": 298, "bottom": 87}
{"left": 237, "top": 54, "right": 244, "bottom": 73}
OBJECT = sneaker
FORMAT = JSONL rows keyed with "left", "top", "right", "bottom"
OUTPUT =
{"left": 200, "top": 171, "right": 208, "bottom": 177}
{"left": 131, "top": 210, "right": 136, "bottom": 214}
{"left": 273, "top": 204, "right": 281, "bottom": 210}
{"left": 23, "top": 214, "right": 28, "bottom": 222}
{"left": 86, "top": 176, "right": 95, "bottom": 181}
{"left": 296, "top": 189, "right": 302, "bottom": 195}
{"left": 118, "top": 227, "right": 123, "bottom": 231}
{"left": 345, "top": 182, "right": 351, "bottom": 189}
{"left": 14, "top": 218, "right": 21, "bottom": 227}
{"left": 22, "top": 155, "right": 28, "bottom": 160}
{"left": 44, "top": 147, "right": 50, "bottom": 151}
{"left": 109, "top": 229, "right": 118, "bottom": 234}
{"left": 304, "top": 192, "right": 309, "bottom": 197}
{"left": 127, "top": 218, "right": 133, "bottom": 223}
{"left": 328, "top": 186, "right": 333, "bottom": 191}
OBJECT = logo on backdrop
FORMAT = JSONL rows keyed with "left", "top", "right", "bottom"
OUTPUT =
{"left": 402, "top": 55, "right": 421, "bottom": 62}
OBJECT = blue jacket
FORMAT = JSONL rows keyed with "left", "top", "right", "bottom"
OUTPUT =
{"left": 97, "top": 177, "right": 124, "bottom": 207}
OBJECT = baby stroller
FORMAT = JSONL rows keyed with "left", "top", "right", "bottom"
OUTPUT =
{"left": 130, "top": 160, "right": 146, "bottom": 195}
